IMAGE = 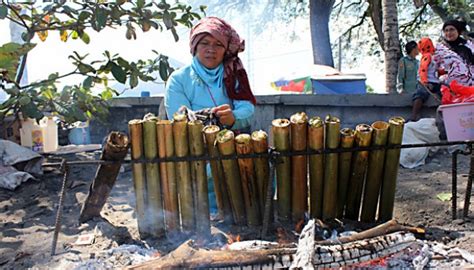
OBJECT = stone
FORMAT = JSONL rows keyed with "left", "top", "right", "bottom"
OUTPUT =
{"left": 452, "top": 219, "right": 464, "bottom": 225}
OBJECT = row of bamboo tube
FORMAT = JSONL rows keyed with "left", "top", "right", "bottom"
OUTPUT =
{"left": 128, "top": 111, "right": 405, "bottom": 238}
{"left": 272, "top": 113, "right": 405, "bottom": 223}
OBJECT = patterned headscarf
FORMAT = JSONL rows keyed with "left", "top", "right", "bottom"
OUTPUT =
{"left": 190, "top": 17, "right": 256, "bottom": 105}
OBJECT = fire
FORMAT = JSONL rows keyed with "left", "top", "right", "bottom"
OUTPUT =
{"left": 227, "top": 234, "right": 241, "bottom": 244}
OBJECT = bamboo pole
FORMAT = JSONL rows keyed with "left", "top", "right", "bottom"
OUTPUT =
{"left": 379, "top": 117, "right": 405, "bottom": 222}
{"left": 272, "top": 119, "right": 291, "bottom": 222}
{"left": 308, "top": 117, "right": 324, "bottom": 219}
{"left": 235, "top": 134, "right": 261, "bottom": 226}
{"left": 143, "top": 115, "right": 165, "bottom": 237}
{"left": 345, "top": 124, "right": 373, "bottom": 220}
{"left": 203, "top": 125, "right": 233, "bottom": 223}
{"left": 217, "top": 129, "right": 246, "bottom": 225}
{"left": 188, "top": 120, "right": 210, "bottom": 236}
{"left": 322, "top": 115, "right": 340, "bottom": 220}
{"left": 290, "top": 112, "right": 308, "bottom": 222}
{"left": 336, "top": 128, "right": 355, "bottom": 218}
{"left": 173, "top": 113, "right": 194, "bottom": 233}
{"left": 156, "top": 120, "right": 179, "bottom": 234}
{"left": 251, "top": 130, "right": 270, "bottom": 217}
{"left": 128, "top": 120, "right": 148, "bottom": 237}
{"left": 360, "top": 121, "right": 389, "bottom": 223}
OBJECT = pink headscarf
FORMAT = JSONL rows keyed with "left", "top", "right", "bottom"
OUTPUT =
{"left": 190, "top": 17, "right": 256, "bottom": 105}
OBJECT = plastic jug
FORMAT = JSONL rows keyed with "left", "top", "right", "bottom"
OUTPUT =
{"left": 40, "top": 116, "right": 58, "bottom": 152}
{"left": 20, "top": 118, "right": 35, "bottom": 148}
{"left": 31, "top": 122, "right": 44, "bottom": 152}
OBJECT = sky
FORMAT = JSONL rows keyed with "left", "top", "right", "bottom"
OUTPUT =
{"left": 0, "top": 3, "right": 391, "bottom": 101}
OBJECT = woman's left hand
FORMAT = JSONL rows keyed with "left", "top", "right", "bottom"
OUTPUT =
{"left": 212, "top": 104, "right": 235, "bottom": 127}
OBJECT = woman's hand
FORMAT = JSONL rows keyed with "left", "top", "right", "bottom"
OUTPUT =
{"left": 212, "top": 104, "right": 235, "bottom": 127}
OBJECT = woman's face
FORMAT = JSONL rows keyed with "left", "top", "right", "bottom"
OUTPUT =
{"left": 443, "top": 25, "right": 459, "bottom": 42}
{"left": 196, "top": 35, "right": 226, "bottom": 69}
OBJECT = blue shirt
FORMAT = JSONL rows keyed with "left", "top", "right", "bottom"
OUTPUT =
{"left": 164, "top": 63, "right": 255, "bottom": 130}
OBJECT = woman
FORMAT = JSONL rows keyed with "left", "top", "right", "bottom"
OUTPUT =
{"left": 165, "top": 17, "right": 256, "bottom": 131}
{"left": 434, "top": 20, "right": 474, "bottom": 86}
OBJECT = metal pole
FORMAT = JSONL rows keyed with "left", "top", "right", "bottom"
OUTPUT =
{"left": 51, "top": 159, "right": 69, "bottom": 256}
{"left": 463, "top": 147, "right": 473, "bottom": 218}
{"left": 452, "top": 150, "right": 458, "bottom": 220}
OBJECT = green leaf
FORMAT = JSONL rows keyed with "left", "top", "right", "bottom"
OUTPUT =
{"left": 117, "top": 57, "right": 131, "bottom": 70}
{"left": 437, "top": 193, "right": 452, "bottom": 202}
{"left": 116, "top": 0, "right": 127, "bottom": 5}
{"left": 77, "top": 63, "right": 95, "bottom": 74}
{"left": 170, "top": 27, "right": 179, "bottom": 42}
{"left": 71, "top": 30, "right": 79, "bottom": 40}
{"left": 80, "top": 32, "right": 90, "bottom": 44}
{"left": 0, "top": 5, "right": 8, "bottom": 19}
{"left": 130, "top": 73, "right": 138, "bottom": 88}
{"left": 18, "top": 96, "right": 31, "bottom": 106}
{"left": 83, "top": 76, "right": 93, "bottom": 88}
{"left": 137, "top": 0, "right": 145, "bottom": 8}
{"left": 111, "top": 63, "right": 127, "bottom": 83}
{"left": 96, "top": 8, "right": 107, "bottom": 29}
{"left": 78, "top": 11, "right": 91, "bottom": 21}
{"left": 158, "top": 60, "right": 169, "bottom": 81}
{"left": 21, "top": 102, "right": 43, "bottom": 120}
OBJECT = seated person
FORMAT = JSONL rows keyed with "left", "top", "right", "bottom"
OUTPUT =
{"left": 164, "top": 17, "right": 255, "bottom": 132}
{"left": 397, "top": 41, "right": 419, "bottom": 93}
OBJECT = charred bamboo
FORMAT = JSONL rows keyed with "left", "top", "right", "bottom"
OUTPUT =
{"left": 308, "top": 117, "right": 324, "bottom": 219}
{"left": 217, "top": 130, "right": 246, "bottom": 225}
{"left": 345, "top": 124, "right": 373, "bottom": 220}
{"left": 156, "top": 120, "right": 179, "bottom": 234}
{"left": 290, "top": 112, "right": 308, "bottom": 222}
{"left": 173, "top": 113, "right": 194, "bottom": 233}
{"left": 188, "top": 120, "right": 210, "bottom": 236}
{"left": 235, "top": 134, "right": 261, "bottom": 226}
{"left": 361, "top": 121, "right": 389, "bottom": 223}
{"left": 322, "top": 115, "right": 340, "bottom": 220}
{"left": 251, "top": 130, "right": 270, "bottom": 218}
{"left": 128, "top": 120, "right": 148, "bottom": 237}
{"left": 203, "top": 125, "right": 233, "bottom": 223}
{"left": 143, "top": 116, "right": 165, "bottom": 237}
{"left": 336, "top": 128, "right": 355, "bottom": 218}
{"left": 379, "top": 117, "right": 405, "bottom": 221}
{"left": 272, "top": 119, "right": 291, "bottom": 222}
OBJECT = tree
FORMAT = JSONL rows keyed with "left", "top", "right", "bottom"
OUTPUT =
{"left": 0, "top": 1, "right": 204, "bottom": 123}
{"left": 309, "top": 0, "right": 335, "bottom": 67}
{"left": 382, "top": 0, "right": 400, "bottom": 92}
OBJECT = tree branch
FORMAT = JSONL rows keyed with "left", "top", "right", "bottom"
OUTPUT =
{"left": 19, "top": 70, "right": 79, "bottom": 90}
{"left": 399, "top": 3, "right": 428, "bottom": 35}
{"left": 341, "top": 8, "right": 368, "bottom": 42}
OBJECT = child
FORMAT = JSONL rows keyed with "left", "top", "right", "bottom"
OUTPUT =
{"left": 411, "top": 37, "right": 442, "bottom": 121}
{"left": 397, "top": 41, "right": 419, "bottom": 93}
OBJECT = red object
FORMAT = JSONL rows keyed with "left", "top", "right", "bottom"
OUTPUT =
{"left": 441, "top": 80, "right": 474, "bottom": 104}
{"left": 418, "top": 38, "right": 435, "bottom": 84}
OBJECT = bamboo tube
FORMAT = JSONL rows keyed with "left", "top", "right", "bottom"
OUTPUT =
{"left": 235, "top": 134, "right": 261, "bottom": 226}
{"left": 378, "top": 117, "right": 405, "bottom": 222}
{"left": 308, "top": 117, "right": 324, "bottom": 219}
{"left": 272, "top": 119, "right": 291, "bottom": 222}
{"left": 156, "top": 120, "right": 179, "bottom": 234}
{"left": 361, "top": 121, "right": 389, "bottom": 223}
{"left": 345, "top": 124, "right": 373, "bottom": 220}
{"left": 173, "top": 113, "right": 194, "bottom": 233}
{"left": 143, "top": 116, "right": 165, "bottom": 237}
{"left": 337, "top": 128, "right": 355, "bottom": 218}
{"left": 203, "top": 125, "right": 233, "bottom": 223}
{"left": 188, "top": 120, "right": 210, "bottom": 236}
{"left": 290, "top": 112, "right": 308, "bottom": 222}
{"left": 251, "top": 130, "right": 270, "bottom": 217}
{"left": 217, "top": 130, "right": 246, "bottom": 225}
{"left": 128, "top": 119, "right": 148, "bottom": 237}
{"left": 322, "top": 115, "right": 340, "bottom": 220}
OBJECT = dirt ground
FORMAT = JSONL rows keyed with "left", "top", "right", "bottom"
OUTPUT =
{"left": 0, "top": 148, "right": 472, "bottom": 269}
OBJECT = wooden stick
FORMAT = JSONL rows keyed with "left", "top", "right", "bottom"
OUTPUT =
{"left": 337, "top": 128, "right": 355, "bottom": 218}
{"left": 188, "top": 120, "right": 210, "bottom": 236}
{"left": 379, "top": 117, "right": 405, "bottom": 222}
{"left": 235, "top": 134, "right": 261, "bottom": 226}
{"left": 203, "top": 125, "right": 233, "bottom": 223}
{"left": 217, "top": 129, "right": 246, "bottom": 225}
{"left": 272, "top": 118, "right": 292, "bottom": 222}
{"left": 322, "top": 115, "right": 340, "bottom": 220}
{"left": 173, "top": 113, "right": 194, "bottom": 233}
{"left": 345, "top": 124, "right": 373, "bottom": 221}
{"left": 156, "top": 120, "right": 179, "bottom": 234}
{"left": 361, "top": 121, "right": 389, "bottom": 223}
{"left": 290, "top": 112, "right": 308, "bottom": 222}
{"left": 143, "top": 116, "right": 165, "bottom": 237}
{"left": 128, "top": 120, "right": 148, "bottom": 237}
{"left": 308, "top": 116, "right": 324, "bottom": 219}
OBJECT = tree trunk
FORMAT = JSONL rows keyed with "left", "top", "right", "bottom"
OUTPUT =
{"left": 382, "top": 0, "right": 400, "bottom": 93}
{"left": 369, "top": 0, "right": 384, "bottom": 49}
{"left": 309, "top": 0, "right": 335, "bottom": 67}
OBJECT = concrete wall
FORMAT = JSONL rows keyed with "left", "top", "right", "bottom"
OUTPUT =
{"left": 90, "top": 94, "right": 438, "bottom": 143}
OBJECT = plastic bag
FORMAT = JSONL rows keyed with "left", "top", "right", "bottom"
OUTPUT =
{"left": 441, "top": 80, "right": 474, "bottom": 104}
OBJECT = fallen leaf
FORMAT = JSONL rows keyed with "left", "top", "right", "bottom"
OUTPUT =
{"left": 437, "top": 193, "right": 452, "bottom": 202}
